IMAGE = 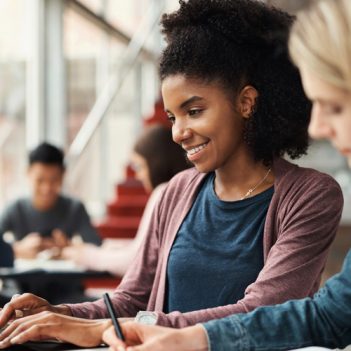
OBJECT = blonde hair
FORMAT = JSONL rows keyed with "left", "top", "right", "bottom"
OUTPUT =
{"left": 289, "top": 0, "right": 351, "bottom": 91}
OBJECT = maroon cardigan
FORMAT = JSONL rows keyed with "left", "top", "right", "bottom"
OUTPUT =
{"left": 68, "top": 158, "right": 343, "bottom": 328}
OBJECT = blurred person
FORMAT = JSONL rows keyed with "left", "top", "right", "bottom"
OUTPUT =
{"left": 0, "top": 0, "right": 344, "bottom": 348}
{"left": 0, "top": 142, "right": 101, "bottom": 259}
{"left": 62, "top": 125, "right": 190, "bottom": 276}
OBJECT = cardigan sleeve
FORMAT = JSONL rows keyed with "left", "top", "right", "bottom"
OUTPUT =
{"left": 155, "top": 173, "right": 343, "bottom": 328}
{"left": 66, "top": 187, "right": 167, "bottom": 319}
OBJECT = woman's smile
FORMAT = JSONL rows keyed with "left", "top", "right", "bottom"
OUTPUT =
{"left": 184, "top": 141, "right": 210, "bottom": 161}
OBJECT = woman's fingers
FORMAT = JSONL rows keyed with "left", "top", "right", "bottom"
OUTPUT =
{"left": 103, "top": 324, "right": 208, "bottom": 351}
{"left": 124, "top": 338, "right": 167, "bottom": 351}
{"left": 103, "top": 326, "right": 127, "bottom": 349}
{"left": 102, "top": 323, "right": 146, "bottom": 349}
{"left": 9, "top": 324, "right": 56, "bottom": 344}
{"left": 102, "top": 323, "right": 175, "bottom": 351}
{"left": 0, "top": 294, "right": 21, "bottom": 321}
{"left": 0, "top": 311, "right": 55, "bottom": 348}
{"left": 0, "top": 293, "right": 51, "bottom": 327}
{"left": 0, "top": 311, "right": 109, "bottom": 348}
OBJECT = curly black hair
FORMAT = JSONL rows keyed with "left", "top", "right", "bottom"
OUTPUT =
{"left": 159, "top": 0, "right": 311, "bottom": 164}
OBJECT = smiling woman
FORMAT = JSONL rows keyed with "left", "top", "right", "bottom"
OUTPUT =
{"left": 0, "top": 0, "right": 344, "bottom": 348}
{"left": 100, "top": 0, "right": 351, "bottom": 350}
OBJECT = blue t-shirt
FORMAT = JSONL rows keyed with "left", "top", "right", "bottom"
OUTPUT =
{"left": 164, "top": 172, "right": 274, "bottom": 313}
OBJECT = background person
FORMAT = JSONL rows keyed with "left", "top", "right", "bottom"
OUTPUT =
{"left": 0, "top": 0, "right": 344, "bottom": 347}
{"left": 0, "top": 142, "right": 101, "bottom": 259}
{"left": 62, "top": 125, "right": 191, "bottom": 276}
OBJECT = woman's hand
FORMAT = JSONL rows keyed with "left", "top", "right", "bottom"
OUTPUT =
{"left": 0, "top": 312, "right": 111, "bottom": 349}
{"left": 0, "top": 293, "right": 71, "bottom": 328}
{"left": 102, "top": 322, "right": 209, "bottom": 351}
{"left": 61, "top": 243, "right": 97, "bottom": 267}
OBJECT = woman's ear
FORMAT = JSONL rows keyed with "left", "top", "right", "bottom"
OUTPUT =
{"left": 238, "top": 86, "right": 259, "bottom": 119}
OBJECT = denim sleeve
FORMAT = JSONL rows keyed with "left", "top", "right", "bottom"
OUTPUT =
{"left": 203, "top": 250, "right": 351, "bottom": 351}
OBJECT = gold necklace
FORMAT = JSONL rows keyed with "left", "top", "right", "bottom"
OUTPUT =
{"left": 241, "top": 168, "right": 271, "bottom": 200}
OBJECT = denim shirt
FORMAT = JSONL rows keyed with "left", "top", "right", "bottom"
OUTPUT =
{"left": 203, "top": 249, "right": 351, "bottom": 351}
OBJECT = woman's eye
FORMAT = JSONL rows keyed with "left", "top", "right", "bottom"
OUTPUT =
{"left": 330, "top": 105, "right": 343, "bottom": 114}
{"left": 323, "top": 105, "right": 343, "bottom": 116}
{"left": 188, "top": 109, "right": 202, "bottom": 116}
{"left": 167, "top": 115, "right": 176, "bottom": 124}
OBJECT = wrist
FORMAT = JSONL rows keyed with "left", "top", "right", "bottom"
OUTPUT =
{"left": 178, "top": 325, "right": 209, "bottom": 351}
{"left": 54, "top": 304, "right": 73, "bottom": 316}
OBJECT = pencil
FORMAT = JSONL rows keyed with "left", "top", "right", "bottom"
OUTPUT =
{"left": 103, "top": 292, "right": 125, "bottom": 341}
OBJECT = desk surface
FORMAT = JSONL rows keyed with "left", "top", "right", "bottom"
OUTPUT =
{"left": 5, "top": 342, "right": 108, "bottom": 351}
{"left": 15, "top": 259, "right": 84, "bottom": 272}
{"left": 0, "top": 259, "right": 111, "bottom": 280}
{"left": 0, "top": 259, "right": 112, "bottom": 304}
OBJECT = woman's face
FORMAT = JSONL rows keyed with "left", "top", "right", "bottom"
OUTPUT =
{"left": 161, "top": 74, "right": 248, "bottom": 174}
{"left": 300, "top": 66, "right": 351, "bottom": 167}
{"left": 130, "top": 152, "right": 153, "bottom": 193}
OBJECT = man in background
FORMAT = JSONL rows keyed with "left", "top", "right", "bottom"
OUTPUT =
{"left": 0, "top": 142, "right": 101, "bottom": 259}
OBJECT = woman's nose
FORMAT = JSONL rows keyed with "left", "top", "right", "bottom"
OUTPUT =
{"left": 172, "top": 121, "right": 192, "bottom": 145}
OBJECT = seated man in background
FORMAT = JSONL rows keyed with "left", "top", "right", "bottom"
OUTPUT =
{"left": 0, "top": 142, "right": 101, "bottom": 259}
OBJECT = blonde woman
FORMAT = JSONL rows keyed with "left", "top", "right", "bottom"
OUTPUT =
{"left": 99, "top": 0, "right": 351, "bottom": 350}
{"left": 0, "top": 0, "right": 344, "bottom": 349}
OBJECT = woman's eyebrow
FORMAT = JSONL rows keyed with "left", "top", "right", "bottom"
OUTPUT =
{"left": 179, "top": 96, "right": 203, "bottom": 110}
{"left": 164, "top": 96, "right": 204, "bottom": 114}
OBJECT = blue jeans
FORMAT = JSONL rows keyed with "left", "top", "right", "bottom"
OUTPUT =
{"left": 203, "top": 250, "right": 351, "bottom": 351}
